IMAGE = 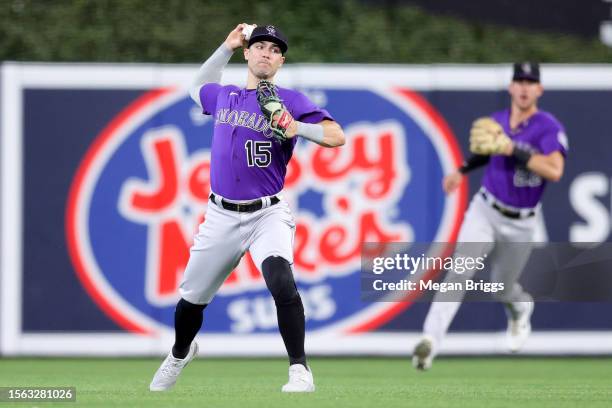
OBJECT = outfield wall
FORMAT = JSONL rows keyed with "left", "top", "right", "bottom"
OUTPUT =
{"left": 1, "top": 63, "right": 612, "bottom": 356}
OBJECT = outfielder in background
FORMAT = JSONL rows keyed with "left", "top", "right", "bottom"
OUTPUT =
{"left": 150, "top": 23, "right": 345, "bottom": 392}
{"left": 412, "top": 63, "right": 568, "bottom": 370}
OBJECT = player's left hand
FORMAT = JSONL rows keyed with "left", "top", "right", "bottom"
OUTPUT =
{"left": 469, "top": 117, "right": 513, "bottom": 155}
{"left": 271, "top": 110, "right": 297, "bottom": 139}
{"left": 257, "top": 80, "right": 295, "bottom": 142}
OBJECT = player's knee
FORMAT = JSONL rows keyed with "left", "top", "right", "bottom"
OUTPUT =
{"left": 491, "top": 288, "right": 516, "bottom": 303}
{"left": 262, "top": 256, "right": 299, "bottom": 305}
{"left": 176, "top": 297, "right": 207, "bottom": 314}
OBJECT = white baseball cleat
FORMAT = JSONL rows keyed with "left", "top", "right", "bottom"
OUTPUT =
{"left": 149, "top": 342, "right": 198, "bottom": 391}
{"left": 281, "top": 364, "right": 315, "bottom": 392}
{"left": 412, "top": 336, "right": 434, "bottom": 371}
{"left": 507, "top": 301, "right": 534, "bottom": 353}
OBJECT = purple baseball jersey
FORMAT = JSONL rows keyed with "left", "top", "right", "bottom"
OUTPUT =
{"left": 199, "top": 84, "right": 333, "bottom": 200}
{"left": 482, "top": 109, "right": 568, "bottom": 208}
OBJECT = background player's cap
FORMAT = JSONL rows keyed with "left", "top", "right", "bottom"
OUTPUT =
{"left": 248, "top": 25, "right": 288, "bottom": 54}
{"left": 513, "top": 62, "right": 540, "bottom": 82}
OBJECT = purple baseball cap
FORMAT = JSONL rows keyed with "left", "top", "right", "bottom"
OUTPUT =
{"left": 248, "top": 25, "right": 288, "bottom": 54}
{"left": 513, "top": 62, "right": 540, "bottom": 82}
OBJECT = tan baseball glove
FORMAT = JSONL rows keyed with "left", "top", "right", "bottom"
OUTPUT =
{"left": 469, "top": 117, "right": 512, "bottom": 155}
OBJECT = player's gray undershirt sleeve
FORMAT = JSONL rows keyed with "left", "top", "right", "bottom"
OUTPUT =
{"left": 189, "top": 43, "right": 234, "bottom": 107}
{"left": 296, "top": 121, "right": 325, "bottom": 144}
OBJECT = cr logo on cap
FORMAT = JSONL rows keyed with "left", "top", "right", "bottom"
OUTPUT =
{"left": 266, "top": 25, "right": 276, "bottom": 35}
{"left": 522, "top": 63, "right": 531, "bottom": 74}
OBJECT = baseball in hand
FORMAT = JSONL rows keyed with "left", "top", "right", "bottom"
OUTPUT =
{"left": 242, "top": 24, "right": 255, "bottom": 41}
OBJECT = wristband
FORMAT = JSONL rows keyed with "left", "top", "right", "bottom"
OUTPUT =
{"left": 512, "top": 146, "right": 533, "bottom": 166}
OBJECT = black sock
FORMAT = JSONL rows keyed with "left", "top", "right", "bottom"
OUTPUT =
{"left": 277, "top": 296, "right": 307, "bottom": 368}
{"left": 262, "top": 256, "right": 307, "bottom": 369}
{"left": 172, "top": 298, "right": 206, "bottom": 359}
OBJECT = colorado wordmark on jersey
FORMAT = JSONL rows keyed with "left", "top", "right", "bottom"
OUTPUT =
{"left": 215, "top": 108, "right": 270, "bottom": 133}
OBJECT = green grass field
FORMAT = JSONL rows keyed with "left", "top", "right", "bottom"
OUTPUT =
{"left": 0, "top": 357, "right": 610, "bottom": 408}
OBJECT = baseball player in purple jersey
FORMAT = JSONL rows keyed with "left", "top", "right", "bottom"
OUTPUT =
{"left": 150, "top": 23, "right": 345, "bottom": 392}
{"left": 412, "top": 63, "right": 568, "bottom": 370}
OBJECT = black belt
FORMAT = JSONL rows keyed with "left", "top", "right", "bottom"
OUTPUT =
{"left": 480, "top": 192, "right": 535, "bottom": 219}
{"left": 210, "top": 193, "right": 280, "bottom": 213}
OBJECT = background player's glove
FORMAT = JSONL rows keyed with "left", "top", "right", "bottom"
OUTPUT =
{"left": 469, "top": 117, "right": 512, "bottom": 155}
{"left": 256, "top": 80, "right": 293, "bottom": 142}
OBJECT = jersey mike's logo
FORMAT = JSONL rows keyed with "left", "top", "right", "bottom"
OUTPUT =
{"left": 66, "top": 86, "right": 466, "bottom": 336}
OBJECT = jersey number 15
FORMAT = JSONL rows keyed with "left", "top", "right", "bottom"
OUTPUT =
{"left": 245, "top": 140, "right": 272, "bottom": 167}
